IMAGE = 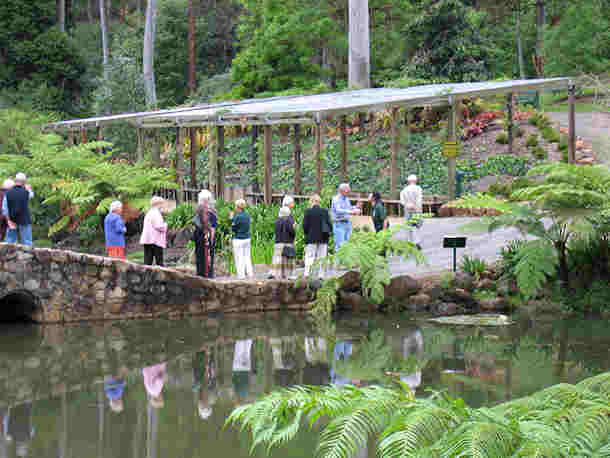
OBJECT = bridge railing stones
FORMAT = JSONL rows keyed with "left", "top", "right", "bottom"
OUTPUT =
{"left": 0, "top": 243, "right": 314, "bottom": 323}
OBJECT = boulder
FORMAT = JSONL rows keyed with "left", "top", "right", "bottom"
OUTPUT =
{"left": 339, "top": 271, "right": 361, "bottom": 292}
{"left": 479, "top": 296, "right": 509, "bottom": 312}
{"left": 384, "top": 275, "right": 419, "bottom": 303}
{"left": 338, "top": 291, "right": 375, "bottom": 312}
{"left": 434, "top": 302, "right": 459, "bottom": 316}
{"left": 475, "top": 278, "right": 496, "bottom": 290}
{"left": 454, "top": 272, "right": 475, "bottom": 291}
{"left": 408, "top": 293, "right": 432, "bottom": 311}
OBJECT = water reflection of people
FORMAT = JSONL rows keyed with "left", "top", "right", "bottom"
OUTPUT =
{"left": 303, "top": 337, "right": 330, "bottom": 386}
{"left": 330, "top": 340, "right": 360, "bottom": 387}
{"left": 193, "top": 349, "right": 217, "bottom": 420}
{"left": 270, "top": 337, "right": 298, "bottom": 387}
{"left": 0, "top": 407, "right": 8, "bottom": 458}
{"left": 232, "top": 339, "right": 253, "bottom": 405}
{"left": 5, "top": 402, "right": 34, "bottom": 457}
{"left": 143, "top": 362, "right": 167, "bottom": 409}
{"left": 104, "top": 366, "right": 129, "bottom": 413}
{"left": 400, "top": 329, "right": 424, "bottom": 391}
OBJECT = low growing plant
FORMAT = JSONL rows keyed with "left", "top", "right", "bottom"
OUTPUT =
{"left": 459, "top": 255, "right": 488, "bottom": 280}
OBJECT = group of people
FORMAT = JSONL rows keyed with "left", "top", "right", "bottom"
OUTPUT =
{"left": 1, "top": 173, "right": 34, "bottom": 246}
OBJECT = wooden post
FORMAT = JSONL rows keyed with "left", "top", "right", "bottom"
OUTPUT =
{"left": 175, "top": 127, "right": 184, "bottom": 204}
{"left": 293, "top": 124, "right": 302, "bottom": 195}
{"left": 208, "top": 128, "right": 217, "bottom": 196}
{"left": 96, "top": 126, "right": 103, "bottom": 154}
{"left": 67, "top": 131, "right": 74, "bottom": 146}
{"left": 217, "top": 126, "right": 225, "bottom": 201}
{"left": 136, "top": 128, "right": 144, "bottom": 161}
{"left": 263, "top": 125, "right": 273, "bottom": 205}
{"left": 315, "top": 122, "right": 323, "bottom": 195}
{"left": 447, "top": 101, "right": 458, "bottom": 201}
{"left": 81, "top": 128, "right": 87, "bottom": 144}
{"left": 340, "top": 115, "right": 348, "bottom": 182}
{"left": 506, "top": 92, "right": 514, "bottom": 155}
{"left": 151, "top": 130, "right": 161, "bottom": 167}
{"left": 189, "top": 127, "right": 198, "bottom": 188}
{"left": 251, "top": 126, "right": 259, "bottom": 193}
{"left": 390, "top": 107, "right": 400, "bottom": 199}
{"left": 568, "top": 83, "right": 576, "bottom": 164}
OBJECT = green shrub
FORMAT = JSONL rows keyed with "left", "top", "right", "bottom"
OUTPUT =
{"left": 513, "top": 126, "right": 523, "bottom": 137}
{"left": 460, "top": 255, "right": 488, "bottom": 280}
{"left": 511, "top": 177, "right": 534, "bottom": 191}
{"left": 533, "top": 146, "right": 548, "bottom": 160}
{"left": 498, "top": 239, "right": 527, "bottom": 281}
{"left": 495, "top": 132, "right": 508, "bottom": 144}
{"left": 165, "top": 203, "right": 196, "bottom": 230}
{"left": 487, "top": 182, "right": 512, "bottom": 198}
{"left": 526, "top": 134, "right": 539, "bottom": 148}
{"left": 540, "top": 126, "right": 560, "bottom": 143}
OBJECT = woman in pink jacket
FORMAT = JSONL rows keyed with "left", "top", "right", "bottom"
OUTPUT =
{"left": 139, "top": 196, "right": 168, "bottom": 266}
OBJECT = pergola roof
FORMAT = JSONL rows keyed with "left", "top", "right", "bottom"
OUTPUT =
{"left": 43, "top": 78, "right": 570, "bottom": 132}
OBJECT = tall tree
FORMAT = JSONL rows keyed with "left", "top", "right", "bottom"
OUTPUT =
{"left": 143, "top": 0, "right": 158, "bottom": 107}
{"left": 535, "top": 0, "right": 545, "bottom": 76}
{"left": 515, "top": 0, "right": 525, "bottom": 78}
{"left": 188, "top": 0, "right": 196, "bottom": 95}
{"left": 57, "top": 0, "right": 66, "bottom": 32}
{"left": 348, "top": 0, "right": 370, "bottom": 89}
{"left": 100, "top": 0, "right": 109, "bottom": 70}
{"left": 87, "top": 0, "right": 94, "bottom": 23}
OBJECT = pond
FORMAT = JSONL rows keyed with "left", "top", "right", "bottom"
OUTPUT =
{"left": 0, "top": 312, "right": 609, "bottom": 458}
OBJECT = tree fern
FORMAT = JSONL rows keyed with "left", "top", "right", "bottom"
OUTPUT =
{"left": 512, "top": 240, "right": 558, "bottom": 299}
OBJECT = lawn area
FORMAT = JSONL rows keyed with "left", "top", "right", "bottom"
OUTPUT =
{"left": 127, "top": 249, "right": 145, "bottom": 264}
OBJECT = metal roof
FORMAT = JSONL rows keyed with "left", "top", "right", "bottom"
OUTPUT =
{"left": 43, "top": 78, "right": 570, "bottom": 132}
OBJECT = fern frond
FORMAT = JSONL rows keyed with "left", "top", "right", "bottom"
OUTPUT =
{"left": 512, "top": 239, "right": 557, "bottom": 299}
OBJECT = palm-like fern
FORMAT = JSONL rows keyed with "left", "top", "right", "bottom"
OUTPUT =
{"left": 228, "top": 372, "right": 610, "bottom": 458}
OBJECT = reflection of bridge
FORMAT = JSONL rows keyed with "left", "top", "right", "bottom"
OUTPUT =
{"left": 0, "top": 243, "right": 313, "bottom": 323}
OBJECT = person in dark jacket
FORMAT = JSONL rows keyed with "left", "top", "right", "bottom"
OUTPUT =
{"left": 303, "top": 194, "right": 331, "bottom": 278}
{"left": 0, "top": 179, "right": 14, "bottom": 243}
{"left": 193, "top": 190, "right": 217, "bottom": 278}
{"left": 229, "top": 199, "right": 253, "bottom": 279}
{"left": 369, "top": 192, "right": 388, "bottom": 232}
{"left": 271, "top": 206, "right": 297, "bottom": 279}
{"left": 2, "top": 173, "right": 34, "bottom": 246}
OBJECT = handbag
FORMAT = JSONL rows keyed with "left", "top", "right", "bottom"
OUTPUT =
{"left": 282, "top": 245, "right": 297, "bottom": 258}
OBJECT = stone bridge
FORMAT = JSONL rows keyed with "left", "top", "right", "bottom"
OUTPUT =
{"left": 0, "top": 244, "right": 314, "bottom": 323}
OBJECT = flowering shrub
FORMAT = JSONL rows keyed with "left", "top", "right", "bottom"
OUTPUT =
{"left": 463, "top": 111, "right": 503, "bottom": 138}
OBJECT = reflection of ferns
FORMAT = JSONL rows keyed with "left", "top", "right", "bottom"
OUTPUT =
{"left": 228, "top": 372, "right": 610, "bottom": 458}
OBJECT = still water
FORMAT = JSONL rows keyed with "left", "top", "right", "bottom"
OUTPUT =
{"left": 0, "top": 312, "right": 609, "bottom": 458}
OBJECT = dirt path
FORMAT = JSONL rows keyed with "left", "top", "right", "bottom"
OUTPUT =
{"left": 547, "top": 112, "right": 610, "bottom": 163}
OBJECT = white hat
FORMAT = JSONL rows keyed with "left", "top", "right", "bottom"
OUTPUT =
{"left": 407, "top": 174, "right": 417, "bottom": 182}
{"left": 150, "top": 196, "right": 165, "bottom": 206}
{"left": 2, "top": 179, "right": 14, "bottom": 189}
{"left": 198, "top": 406, "right": 212, "bottom": 419}
{"left": 278, "top": 206, "right": 291, "bottom": 218}
{"left": 15, "top": 172, "right": 26, "bottom": 182}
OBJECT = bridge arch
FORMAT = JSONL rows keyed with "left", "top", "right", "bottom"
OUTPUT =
{"left": 0, "top": 290, "right": 42, "bottom": 323}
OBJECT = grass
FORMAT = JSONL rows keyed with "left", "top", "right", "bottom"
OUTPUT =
{"left": 33, "top": 239, "right": 53, "bottom": 248}
{"left": 127, "top": 249, "right": 145, "bottom": 264}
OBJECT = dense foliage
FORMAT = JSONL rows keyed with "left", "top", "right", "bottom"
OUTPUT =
{"left": 228, "top": 371, "right": 610, "bottom": 457}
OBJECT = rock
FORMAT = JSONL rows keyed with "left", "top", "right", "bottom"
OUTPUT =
{"left": 338, "top": 291, "right": 374, "bottom": 312}
{"left": 438, "top": 204, "right": 454, "bottom": 217}
{"left": 435, "top": 302, "right": 458, "bottom": 316}
{"left": 577, "top": 157, "right": 595, "bottom": 165}
{"left": 24, "top": 279, "right": 40, "bottom": 291}
{"left": 384, "top": 275, "right": 419, "bottom": 302}
{"left": 454, "top": 272, "right": 475, "bottom": 291}
{"left": 476, "top": 278, "right": 496, "bottom": 290}
{"left": 339, "top": 271, "right": 361, "bottom": 292}
{"left": 409, "top": 293, "right": 432, "bottom": 310}
{"left": 420, "top": 283, "right": 443, "bottom": 300}
{"left": 479, "top": 297, "right": 509, "bottom": 311}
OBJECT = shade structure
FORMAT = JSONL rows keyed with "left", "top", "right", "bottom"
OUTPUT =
{"left": 43, "top": 78, "right": 570, "bottom": 132}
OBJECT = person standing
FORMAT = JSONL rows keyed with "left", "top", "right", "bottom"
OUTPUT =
{"left": 139, "top": 196, "right": 168, "bottom": 266}
{"left": 330, "top": 183, "right": 360, "bottom": 251}
{"left": 104, "top": 201, "right": 127, "bottom": 259}
{"left": 193, "top": 190, "right": 217, "bottom": 278}
{"left": 270, "top": 206, "right": 296, "bottom": 279}
{"left": 369, "top": 192, "right": 388, "bottom": 233}
{"left": 142, "top": 362, "right": 167, "bottom": 409}
{"left": 303, "top": 194, "right": 331, "bottom": 278}
{"left": 400, "top": 174, "right": 423, "bottom": 250}
{"left": 0, "top": 179, "right": 14, "bottom": 243}
{"left": 3, "top": 173, "right": 34, "bottom": 246}
{"left": 229, "top": 199, "right": 254, "bottom": 279}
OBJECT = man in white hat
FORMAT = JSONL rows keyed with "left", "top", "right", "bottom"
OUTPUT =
{"left": 2, "top": 173, "right": 34, "bottom": 246}
{"left": 399, "top": 174, "right": 423, "bottom": 250}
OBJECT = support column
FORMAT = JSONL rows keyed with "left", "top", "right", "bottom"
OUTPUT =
{"left": 568, "top": 83, "right": 576, "bottom": 164}
{"left": 217, "top": 126, "right": 225, "bottom": 201}
{"left": 390, "top": 107, "right": 400, "bottom": 199}
{"left": 208, "top": 128, "right": 217, "bottom": 196}
{"left": 175, "top": 127, "right": 184, "bottom": 204}
{"left": 506, "top": 92, "right": 514, "bottom": 155}
{"left": 315, "top": 122, "right": 323, "bottom": 195}
{"left": 447, "top": 101, "right": 459, "bottom": 201}
{"left": 251, "top": 126, "right": 259, "bottom": 193}
{"left": 151, "top": 130, "right": 161, "bottom": 167}
{"left": 68, "top": 131, "right": 74, "bottom": 146}
{"left": 293, "top": 124, "right": 302, "bottom": 195}
{"left": 97, "top": 126, "right": 104, "bottom": 154}
{"left": 136, "top": 128, "right": 144, "bottom": 161}
{"left": 341, "top": 116, "right": 348, "bottom": 183}
{"left": 263, "top": 125, "right": 273, "bottom": 205}
{"left": 190, "top": 127, "right": 198, "bottom": 188}
{"left": 81, "top": 128, "right": 87, "bottom": 144}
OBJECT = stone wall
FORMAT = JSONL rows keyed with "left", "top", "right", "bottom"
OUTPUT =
{"left": 0, "top": 244, "right": 314, "bottom": 323}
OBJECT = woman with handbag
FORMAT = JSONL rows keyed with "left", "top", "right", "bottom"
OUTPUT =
{"left": 303, "top": 194, "right": 331, "bottom": 279}
{"left": 193, "top": 190, "right": 217, "bottom": 277}
{"left": 270, "top": 206, "right": 297, "bottom": 279}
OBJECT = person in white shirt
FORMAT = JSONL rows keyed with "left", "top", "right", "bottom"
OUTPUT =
{"left": 399, "top": 174, "right": 423, "bottom": 250}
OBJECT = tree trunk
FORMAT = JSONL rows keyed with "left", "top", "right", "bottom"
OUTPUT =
{"left": 535, "top": 0, "right": 545, "bottom": 77}
{"left": 143, "top": 0, "right": 158, "bottom": 107}
{"left": 100, "top": 0, "right": 109, "bottom": 70}
{"left": 348, "top": 0, "right": 370, "bottom": 89}
{"left": 515, "top": 2, "right": 525, "bottom": 79}
{"left": 58, "top": 0, "right": 66, "bottom": 33}
{"left": 188, "top": 0, "right": 197, "bottom": 96}
{"left": 87, "top": 0, "right": 95, "bottom": 23}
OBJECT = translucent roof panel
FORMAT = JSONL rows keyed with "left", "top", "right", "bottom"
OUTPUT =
{"left": 43, "top": 78, "right": 570, "bottom": 131}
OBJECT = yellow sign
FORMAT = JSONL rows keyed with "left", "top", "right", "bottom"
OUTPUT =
{"left": 442, "top": 141, "right": 459, "bottom": 158}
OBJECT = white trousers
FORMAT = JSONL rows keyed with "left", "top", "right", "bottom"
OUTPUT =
{"left": 405, "top": 212, "right": 422, "bottom": 245}
{"left": 233, "top": 238, "right": 254, "bottom": 279}
{"left": 304, "top": 243, "right": 328, "bottom": 278}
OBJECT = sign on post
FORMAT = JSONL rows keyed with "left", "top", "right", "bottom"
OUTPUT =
{"left": 443, "top": 236, "right": 467, "bottom": 272}
{"left": 442, "top": 141, "right": 460, "bottom": 158}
